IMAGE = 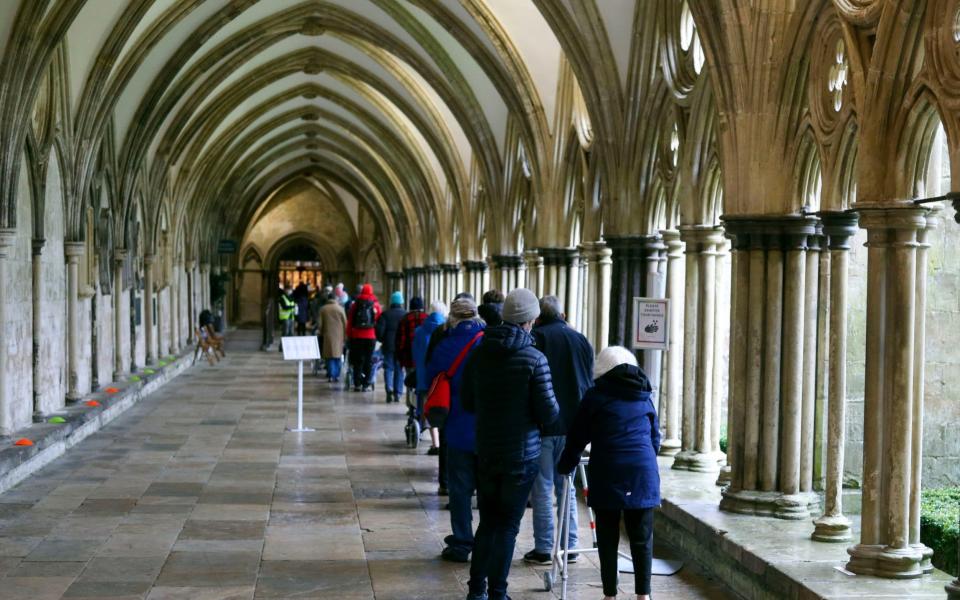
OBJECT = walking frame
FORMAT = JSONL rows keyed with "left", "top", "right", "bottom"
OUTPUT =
{"left": 543, "top": 457, "right": 631, "bottom": 598}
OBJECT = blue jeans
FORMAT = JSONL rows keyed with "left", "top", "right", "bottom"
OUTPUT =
{"left": 383, "top": 352, "right": 404, "bottom": 394}
{"left": 325, "top": 358, "right": 342, "bottom": 380}
{"left": 532, "top": 435, "right": 578, "bottom": 553}
{"left": 446, "top": 447, "right": 478, "bottom": 557}
{"left": 469, "top": 458, "right": 539, "bottom": 600}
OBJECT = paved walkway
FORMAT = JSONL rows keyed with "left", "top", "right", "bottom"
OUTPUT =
{"left": 0, "top": 330, "right": 733, "bottom": 599}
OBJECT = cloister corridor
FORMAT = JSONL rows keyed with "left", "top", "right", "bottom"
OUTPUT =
{"left": 0, "top": 330, "right": 731, "bottom": 600}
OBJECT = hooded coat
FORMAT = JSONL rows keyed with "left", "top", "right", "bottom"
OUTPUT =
{"left": 558, "top": 364, "right": 661, "bottom": 510}
{"left": 461, "top": 323, "right": 559, "bottom": 464}
{"left": 345, "top": 284, "right": 382, "bottom": 340}
{"left": 426, "top": 320, "right": 485, "bottom": 452}
{"left": 413, "top": 311, "right": 446, "bottom": 392}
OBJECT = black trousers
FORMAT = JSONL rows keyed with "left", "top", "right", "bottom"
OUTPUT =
{"left": 349, "top": 339, "right": 375, "bottom": 387}
{"left": 594, "top": 507, "right": 654, "bottom": 596}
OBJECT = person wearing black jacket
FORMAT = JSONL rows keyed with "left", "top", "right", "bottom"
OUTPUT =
{"left": 461, "top": 288, "right": 560, "bottom": 600}
{"left": 522, "top": 296, "right": 594, "bottom": 565}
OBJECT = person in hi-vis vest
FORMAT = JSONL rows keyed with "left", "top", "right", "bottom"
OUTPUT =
{"left": 278, "top": 286, "right": 297, "bottom": 350}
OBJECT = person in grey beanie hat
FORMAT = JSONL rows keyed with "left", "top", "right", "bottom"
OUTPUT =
{"left": 461, "top": 287, "right": 559, "bottom": 599}
{"left": 501, "top": 288, "right": 540, "bottom": 325}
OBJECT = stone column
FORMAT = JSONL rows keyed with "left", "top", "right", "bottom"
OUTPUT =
{"left": 719, "top": 217, "right": 820, "bottom": 519}
{"left": 113, "top": 249, "right": 128, "bottom": 380}
{"left": 812, "top": 212, "right": 858, "bottom": 542}
{"left": 172, "top": 262, "right": 181, "bottom": 352}
{"left": 64, "top": 242, "right": 85, "bottom": 401}
{"left": 911, "top": 208, "right": 938, "bottom": 573}
{"left": 659, "top": 230, "right": 684, "bottom": 455}
{"left": 199, "top": 262, "right": 210, "bottom": 311}
{"left": 605, "top": 237, "right": 626, "bottom": 345}
{"left": 846, "top": 205, "right": 928, "bottom": 579}
{"left": 799, "top": 230, "right": 821, "bottom": 492}
{"left": 561, "top": 249, "right": 581, "bottom": 333}
{"left": 643, "top": 236, "right": 666, "bottom": 415}
{"left": 143, "top": 254, "right": 155, "bottom": 365}
{"left": 723, "top": 234, "right": 748, "bottom": 486}
{"left": 441, "top": 264, "right": 460, "bottom": 301}
{"left": 524, "top": 250, "right": 543, "bottom": 297}
{"left": 673, "top": 227, "right": 724, "bottom": 473}
{"left": 386, "top": 271, "right": 403, "bottom": 298}
{"left": 185, "top": 260, "right": 196, "bottom": 343}
{"left": 31, "top": 239, "right": 44, "bottom": 414}
{"left": 0, "top": 230, "right": 17, "bottom": 434}
{"left": 492, "top": 255, "right": 523, "bottom": 293}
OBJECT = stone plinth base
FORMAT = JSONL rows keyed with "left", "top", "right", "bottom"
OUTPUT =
{"left": 846, "top": 543, "right": 925, "bottom": 579}
{"left": 914, "top": 542, "right": 934, "bottom": 574}
{"left": 947, "top": 578, "right": 960, "bottom": 599}
{"left": 720, "top": 488, "right": 819, "bottom": 520}
{"left": 811, "top": 513, "right": 852, "bottom": 542}
{"left": 672, "top": 449, "right": 723, "bottom": 473}
{"left": 715, "top": 464, "right": 731, "bottom": 487}
{"left": 658, "top": 438, "right": 680, "bottom": 456}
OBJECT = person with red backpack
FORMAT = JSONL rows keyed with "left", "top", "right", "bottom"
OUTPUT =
{"left": 425, "top": 296, "right": 485, "bottom": 563}
{"left": 346, "top": 283, "right": 382, "bottom": 392}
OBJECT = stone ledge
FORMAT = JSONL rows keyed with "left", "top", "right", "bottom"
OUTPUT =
{"left": 0, "top": 348, "right": 195, "bottom": 495}
{"left": 654, "top": 457, "right": 954, "bottom": 599}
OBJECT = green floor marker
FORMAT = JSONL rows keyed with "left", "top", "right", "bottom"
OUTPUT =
{"left": 157, "top": 361, "right": 167, "bottom": 366}
{"left": 143, "top": 369, "right": 155, "bottom": 375}
{"left": 48, "top": 416, "right": 66, "bottom": 424}
{"left": 129, "top": 375, "right": 141, "bottom": 382}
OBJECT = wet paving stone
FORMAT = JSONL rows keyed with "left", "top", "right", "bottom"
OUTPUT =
{"left": 0, "top": 331, "right": 734, "bottom": 599}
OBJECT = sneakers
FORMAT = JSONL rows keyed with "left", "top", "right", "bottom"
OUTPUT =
{"left": 427, "top": 446, "right": 440, "bottom": 456}
{"left": 523, "top": 550, "right": 552, "bottom": 565}
{"left": 440, "top": 546, "right": 469, "bottom": 563}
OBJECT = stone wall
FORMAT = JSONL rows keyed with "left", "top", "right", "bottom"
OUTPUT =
{"left": 37, "top": 227, "right": 66, "bottom": 416}
{"left": 95, "top": 291, "right": 114, "bottom": 389}
{"left": 846, "top": 220, "right": 960, "bottom": 488}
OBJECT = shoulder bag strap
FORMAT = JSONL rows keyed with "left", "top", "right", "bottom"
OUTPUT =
{"left": 445, "top": 332, "right": 484, "bottom": 377}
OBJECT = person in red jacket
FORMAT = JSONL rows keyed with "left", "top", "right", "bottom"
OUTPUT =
{"left": 346, "top": 283, "right": 382, "bottom": 392}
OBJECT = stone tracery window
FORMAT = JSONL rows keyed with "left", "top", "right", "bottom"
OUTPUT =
{"left": 827, "top": 39, "right": 849, "bottom": 112}
{"left": 954, "top": 6, "right": 960, "bottom": 42}
{"left": 679, "top": 1, "right": 695, "bottom": 51}
{"left": 669, "top": 122, "right": 680, "bottom": 167}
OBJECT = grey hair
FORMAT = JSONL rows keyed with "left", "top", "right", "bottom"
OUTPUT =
{"left": 539, "top": 295, "right": 564, "bottom": 320}
{"left": 430, "top": 300, "right": 449, "bottom": 317}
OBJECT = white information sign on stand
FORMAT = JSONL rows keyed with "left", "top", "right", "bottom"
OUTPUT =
{"left": 631, "top": 298, "right": 670, "bottom": 350}
{"left": 281, "top": 336, "right": 321, "bottom": 432}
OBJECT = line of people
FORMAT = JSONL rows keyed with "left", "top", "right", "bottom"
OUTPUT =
{"left": 279, "top": 281, "right": 663, "bottom": 600}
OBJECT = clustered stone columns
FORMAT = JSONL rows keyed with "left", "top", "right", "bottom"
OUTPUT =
{"left": 539, "top": 248, "right": 582, "bottom": 330}
{"left": 672, "top": 226, "right": 725, "bottom": 474}
{"left": 491, "top": 254, "right": 524, "bottom": 292}
{"left": 64, "top": 242, "right": 85, "bottom": 402}
{"left": 524, "top": 250, "right": 543, "bottom": 297}
{"left": 113, "top": 249, "right": 128, "bottom": 380}
{"left": 659, "top": 230, "right": 684, "bottom": 456}
{"left": 846, "top": 205, "right": 936, "bottom": 579}
{"left": 143, "top": 254, "right": 156, "bottom": 365}
{"left": 578, "top": 241, "right": 612, "bottom": 352}
{"left": 605, "top": 235, "right": 647, "bottom": 347}
{"left": 440, "top": 264, "right": 460, "bottom": 302}
{"left": 719, "top": 217, "right": 820, "bottom": 519}
{"left": 386, "top": 271, "right": 403, "bottom": 298}
{"left": 0, "top": 229, "right": 16, "bottom": 434}
{"left": 463, "top": 261, "right": 488, "bottom": 299}
{"left": 643, "top": 237, "right": 666, "bottom": 417}
{"left": 423, "top": 265, "right": 441, "bottom": 303}
{"left": 811, "top": 212, "right": 859, "bottom": 543}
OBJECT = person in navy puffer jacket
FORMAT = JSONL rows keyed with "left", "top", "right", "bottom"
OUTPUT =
{"left": 558, "top": 346, "right": 661, "bottom": 600}
{"left": 426, "top": 297, "right": 485, "bottom": 563}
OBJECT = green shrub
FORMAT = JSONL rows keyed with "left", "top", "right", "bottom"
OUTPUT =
{"left": 719, "top": 423, "right": 728, "bottom": 454}
{"left": 921, "top": 487, "right": 959, "bottom": 577}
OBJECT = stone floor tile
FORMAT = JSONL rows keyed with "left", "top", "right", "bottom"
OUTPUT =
{"left": 0, "top": 575, "right": 75, "bottom": 600}
{"left": 6, "top": 560, "right": 87, "bottom": 577}
{"left": 254, "top": 560, "right": 373, "bottom": 598}
{"left": 155, "top": 551, "right": 261, "bottom": 587}
{"left": 179, "top": 520, "right": 266, "bottom": 541}
{"left": 62, "top": 580, "right": 153, "bottom": 598}
{"left": 25, "top": 538, "right": 101, "bottom": 562}
{"left": 145, "top": 586, "right": 255, "bottom": 600}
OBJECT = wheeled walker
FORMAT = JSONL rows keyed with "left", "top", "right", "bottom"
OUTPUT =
{"left": 403, "top": 389, "right": 421, "bottom": 448}
{"left": 542, "top": 457, "right": 632, "bottom": 598}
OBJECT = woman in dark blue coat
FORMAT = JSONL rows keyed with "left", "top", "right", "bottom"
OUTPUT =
{"left": 558, "top": 346, "right": 660, "bottom": 600}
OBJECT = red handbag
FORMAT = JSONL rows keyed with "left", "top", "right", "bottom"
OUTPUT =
{"left": 424, "top": 332, "right": 484, "bottom": 428}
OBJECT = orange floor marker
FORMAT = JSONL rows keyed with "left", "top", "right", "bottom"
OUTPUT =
{"left": 105, "top": 387, "right": 119, "bottom": 394}
{"left": 14, "top": 438, "right": 33, "bottom": 446}
{"left": 85, "top": 400, "right": 100, "bottom": 407}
